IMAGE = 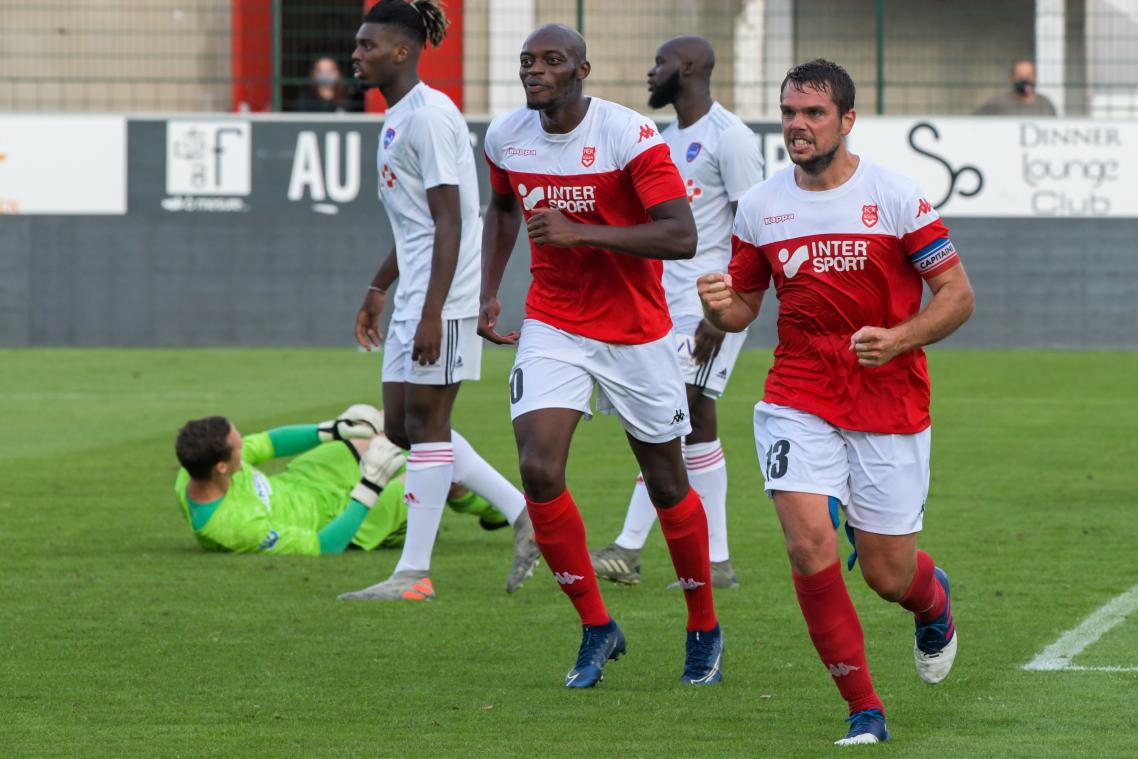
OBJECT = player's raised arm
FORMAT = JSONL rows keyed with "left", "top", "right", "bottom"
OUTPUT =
{"left": 479, "top": 186, "right": 523, "bottom": 345}
{"left": 699, "top": 272, "right": 762, "bottom": 333}
{"left": 526, "top": 196, "right": 696, "bottom": 260}
{"left": 851, "top": 262, "right": 974, "bottom": 367}
{"left": 356, "top": 247, "right": 398, "bottom": 350}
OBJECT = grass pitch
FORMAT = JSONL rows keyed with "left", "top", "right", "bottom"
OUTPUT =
{"left": 2, "top": 348, "right": 1136, "bottom": 757}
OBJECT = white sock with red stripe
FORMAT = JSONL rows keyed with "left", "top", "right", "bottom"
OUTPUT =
{"left": 393, "top": 442, "right": 454, "bottom": 574}
{"left": 685, "top": 439, "right": 729, "bottom": 562}
{"left": 614, "top": 474, "right": 656, "bottom": 550}
{"left": 450, "top": 430, "right": 525, "bottom": 523}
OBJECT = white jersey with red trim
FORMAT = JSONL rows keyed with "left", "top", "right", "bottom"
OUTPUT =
{"left": 661, "top": 102, "right": 764, "bottom": 317}
{"left": 728, "top": 158, "right": 960, "bottom": 434}
{"left": 484, "top": 97, "right": 688, "bottom": 345}
{"left": 377, "top": 82, "right": 480, "bottom": 321}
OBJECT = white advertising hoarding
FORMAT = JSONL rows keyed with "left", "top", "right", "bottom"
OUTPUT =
{"left": 846, "top": 118, "right": 1138, "bottom": 218}
{"left": 0, "top": 116, "right": 127, "bottom": 215}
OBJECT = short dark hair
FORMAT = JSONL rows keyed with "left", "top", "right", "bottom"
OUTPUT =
{"left": 781, "top": 59, "right": 856, "bottom": 115}
{"left": 364, "top": 0, "right": 449, "bottom": 48}
{"left": 175, "top": 416, "right": 233, "bottom": 480}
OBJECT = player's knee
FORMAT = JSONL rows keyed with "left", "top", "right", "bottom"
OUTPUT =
{"left": 785, "top": 532, "right": 836, "bottom": 575}
{"left": 383, "top": 421, "right": 410, "bottom": 451}
{"left": 861, "top": 566, "right": 908, "bottom": 601}
{"left": 517, "top": 453, "right": 565, "bottom": 501}
{"left": 642, "top": 479, "right": 688, "bottom": 509}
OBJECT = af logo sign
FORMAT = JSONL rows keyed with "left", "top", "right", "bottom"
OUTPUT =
{"left": 164, "top": 121, "right": 251, "bottom": 212}
{"left": 288, "top": 130, "right": 362, "bottom": 214}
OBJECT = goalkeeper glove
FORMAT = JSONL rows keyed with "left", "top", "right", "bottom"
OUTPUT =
{"left": 318, "top": 403, "right": 385, "bottom": 442}
{"left": 351, "top": 435, "right": 405, "bottom": 508}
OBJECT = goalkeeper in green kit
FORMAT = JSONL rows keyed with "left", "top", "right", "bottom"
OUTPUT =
{"left": 174, "top": 405, "right": 516, "bottom": 574}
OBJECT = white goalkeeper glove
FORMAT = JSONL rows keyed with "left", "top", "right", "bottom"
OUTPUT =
{"left": 351, "top": 435, "right": 405, "bottom": 508}
{"left": 318, "top": 403, "right": 385, "bottom": 442}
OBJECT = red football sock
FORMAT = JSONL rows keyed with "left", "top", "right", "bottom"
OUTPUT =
{"left": 656, "top": 487, "right": 717, "bottom": 632}
{"left": 793, "top": 561, "right": 883, "bottom": 716}
{"left": 526, "top": 489, "right": 610, "bottom": 627}
{"left": 899, "top": 550, "right": 947, "bottom": 623}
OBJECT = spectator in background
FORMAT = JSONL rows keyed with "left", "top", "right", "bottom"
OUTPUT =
{"left": 975, "top": 59, "right": 1057, "bottom": 116}
{"left": 296, "top": 56, "right": 360, "bottom": 112}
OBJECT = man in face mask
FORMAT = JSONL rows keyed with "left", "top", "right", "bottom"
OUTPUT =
{"left": 976, "top": 59, "right": 1057, "bottom": 116}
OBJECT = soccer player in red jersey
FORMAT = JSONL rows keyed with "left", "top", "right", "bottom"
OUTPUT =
{"left": 479, "top": 24, "right": 722, "bottom": 688}
{"left": 699, "top": 60, "right": 974, "bottom": 744}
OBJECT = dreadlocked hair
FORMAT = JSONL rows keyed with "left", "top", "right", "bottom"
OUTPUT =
{"left": 364, "top": 0, "right": 450, "bottom": 49}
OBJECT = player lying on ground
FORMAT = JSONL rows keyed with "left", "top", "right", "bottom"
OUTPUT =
{"left": 591, "top": 35, "right": 764, "bottom": 590}
{"left": 341, "top": 0, "right": 541, "bottom": 600}
{"left": 699, "top": 59, "right": 973, "bottom": 745}
{"left": 174, "top": 407, "right": 514, "bottom": 576}
{"left": 480, "top": 24, "right": 721, "bottom": 689}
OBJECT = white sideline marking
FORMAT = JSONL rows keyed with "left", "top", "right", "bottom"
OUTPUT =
{"left": 1023, "top": 584, "right": 1138, "bottom": 672}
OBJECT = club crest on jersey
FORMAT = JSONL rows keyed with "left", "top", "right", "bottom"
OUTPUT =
{"left": 861, "top": 204, "right": 879, "bottom": 228}
{"left": 383, "top": 128, "right": 396, "bottom": 149}
{"left": 580, "top": 146, "right": 596, "bottom": 167}
{"left": 686, "top": 142, "right": 702, "bottom": 162}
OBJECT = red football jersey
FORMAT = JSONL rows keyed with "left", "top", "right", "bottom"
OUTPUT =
{"left": 484, "top": 97, "right": 687, "bottom": 344}
{"left": 729, "top": 159, "right": 960, "bottom": 434}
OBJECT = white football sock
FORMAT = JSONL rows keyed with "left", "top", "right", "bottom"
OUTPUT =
{"left": 686, "top": 439, "right": 729, "bottom": 562}
{"left": 450, "top": 430, "right": 525, "bottom": 523}
{"left": 393, "top": 442, "right": 454, "bottom": 574}
{"left": 614, "top": 474, "right": 657, "bottom": 550}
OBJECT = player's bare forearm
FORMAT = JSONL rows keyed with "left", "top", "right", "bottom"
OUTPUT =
{"left": 421, "top": 185, "right": 462, "bottom": 318}
{"left": 478, "top": 190, "right": 523, "bottom": 345}
{"left": 698, "top": 273, "right": 763, "bottom": 333}
{"left": 553, "top": 197, "right": 696, "bottom": 260}
{"left": 852, "top": 264, "right": 974, "bottom": 366}
{"left": 899, "top": 264, "right": 975, "bottom": 350}
{"left": 370, "top": 247, "right": 398, "bottom": 291}
{"left": 480, "top": 192, "right": 522, "bottom": 299}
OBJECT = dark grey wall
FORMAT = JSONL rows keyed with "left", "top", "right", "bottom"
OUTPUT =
{"left": 1, "top": 118, "right": 1135, "bottom": 348}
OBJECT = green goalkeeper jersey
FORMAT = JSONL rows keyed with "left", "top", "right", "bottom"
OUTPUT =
{"left": 174, "top": 431, "right": 406, "bottom": 555}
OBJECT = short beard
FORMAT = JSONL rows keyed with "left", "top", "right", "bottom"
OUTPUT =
{"left": 648, "top": 70, "right": 681, "bottom": 110}
{"left": 794, "top": 139, "right": 841, "bottom": 176}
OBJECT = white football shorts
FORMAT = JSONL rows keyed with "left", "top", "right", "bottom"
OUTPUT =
{"left": 382, "top": 316, "right": 482, "bottom": 385}
{"left": 509, "top": 319, "right": 692, "bottom": 444}
{"left": 671, "top": 313, "right": 748, "bottom": 399}
{"left": 753, "top": 401, "right": 931, "bottom": 535}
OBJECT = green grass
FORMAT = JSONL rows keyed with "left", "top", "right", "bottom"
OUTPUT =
{"left": 2, "top": 348, "right": 1137, "bottom": 757}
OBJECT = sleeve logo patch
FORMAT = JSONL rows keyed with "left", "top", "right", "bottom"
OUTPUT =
{"left": 258, "top": 530, "right": 280, "bottom": 550}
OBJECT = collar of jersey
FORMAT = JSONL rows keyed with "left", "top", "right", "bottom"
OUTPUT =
{"left": 385, "top": 81, "right": 426, "bottom": 117}
{"left": 535, "top": 96, "right": 595, "bottom": 143}
{"left": 784, "top": 155, "right": 868, "bottom": 202}
{"left": 670, "top": 101, "right": 718, "bottom": 134}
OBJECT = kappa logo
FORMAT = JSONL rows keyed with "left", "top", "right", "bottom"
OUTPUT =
{"left": 778, "top": 244, "right": 811, "bottom": 279}
{"left": 861, "top": 204, "right": 879, "bottom": 228}
{"left": 917, "top": 197, "right": 933, "bottom": 216}
{"left": 404, "top": 491, "right": 420, "bottom": 505}
{"left": 672, "top": 409, "right": 686, "bottom": 424}
{"left": 674, "top": 577, "right": 706, "bottom": 590}
{"left": 764, "top": 213, "right": 795, "bottom": 225}
{"left": 383, "top": 128, "right": 396, "bottom": 149}
{"left": 638, "top": 124, "right": 658, "bottom": 142}
{"left": 554, "top": 571, "right": 585, "bottom": 585}
{"left": 828, "top": 662, "right": 862, "bottom": 677}
{"left": 506, "top": 146, "right": 537, "bottom": 157}
{"left": 581, "top": 146, "right": 596, "bottom": 167}
{"left": 686, "top": 142, "right": 702, "bottom": 162}
{"left": 381, "top": 163, "right": 397, "bottom": 189}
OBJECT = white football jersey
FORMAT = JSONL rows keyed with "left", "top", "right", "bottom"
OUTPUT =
{"left": 377, "top": 82, "right": 480, "bottom": 320}
{"left": 661, "top": 102, "right": 764, "bottom": 317}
